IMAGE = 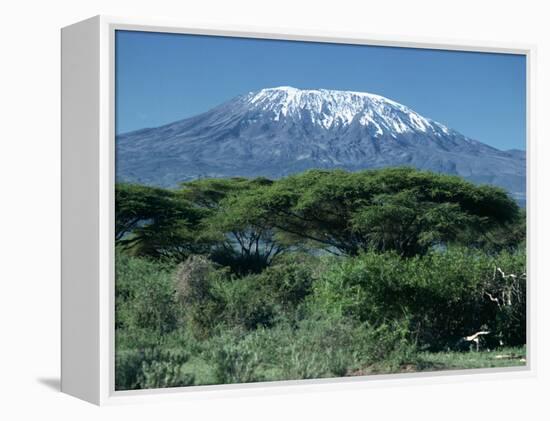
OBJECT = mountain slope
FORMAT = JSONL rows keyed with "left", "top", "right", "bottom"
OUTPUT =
{"left": 116, "top": 86, "right": 526, "bottom": 204}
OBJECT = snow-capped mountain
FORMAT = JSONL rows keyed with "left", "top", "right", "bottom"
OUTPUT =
{"left": 245, "top": 86, "right": 450, "bottom": 135}
{"left": 116, "top": 86, "right": 526, "bottom": 205}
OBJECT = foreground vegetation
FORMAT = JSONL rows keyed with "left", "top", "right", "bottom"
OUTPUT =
{"left": 115, "top": 168, "right": 526, "bottom": 390}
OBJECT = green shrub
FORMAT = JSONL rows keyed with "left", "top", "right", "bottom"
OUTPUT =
{"left": 268, "top": 317, "right": 357, "bottom": 379}
{"left": 116, "top": 346, "right": 196, "bottom": 390}
{"left": 310, "top": 247, "right": 526, "bottom": 350}
{"left": 115, "top": 242, "right": 526, "bottom": 389}
{"left": 115, "top": 328, "right": 201, "bottom": 390}
{"left": 257, "top": 253, "right": 319, "bottom": 311}
{"left": 137, "top": 350, "right": 195, "bottom": 389}
{"left": 199, "top": 316, "right": 418, "bottom": 384}
{"left": 206, "top": 329, "right": 265, "bottom": 384}
{"left": 174, "top": 258, "right": 275, "bottom": 337}
{"left": 116, "top": 252, "right": 179, "bottom": 334}
{"left": 179, "top": 253, "right": 320, "bottom": 337}
{"left": 482, "top": 251, "right": 526, "bottom": 346}
{"left": 211, "top": 275, "right": 276, "bottom": 330}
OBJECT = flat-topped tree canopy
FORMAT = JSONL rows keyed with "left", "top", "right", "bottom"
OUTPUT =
{"left": 233, "top": 167, "right": 521, "bottom": 257}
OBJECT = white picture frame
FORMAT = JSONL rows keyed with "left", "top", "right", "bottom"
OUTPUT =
{"left": 61, "top": 15, "right": 536, "bottom": 406}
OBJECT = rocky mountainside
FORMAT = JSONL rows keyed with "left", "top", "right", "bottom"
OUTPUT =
{"left": 116, "top": 86, "right": 526, "bottom": 205}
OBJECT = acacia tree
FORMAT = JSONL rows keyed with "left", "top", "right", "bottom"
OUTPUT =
{"left": 116, "top": 183, "right": 174, "bottom": 241}
{"left": 116, "top": 168, "right": 522, "bottom": 262}
{"left": 206, "top": 192, "right": 284, "bottom": 273}
{"left": 474, "top": 208, "right": 526, "bottom": 252}
{"left": 179, "top": 177, "right": 282, "bottom": 273}
{"left": 350, "top": 190, "right": 476, "bottom": 257}
{"left": 115, "top": 183, "right": 210, "bottom": 260}
{"left": 245, "top": 168, "right": 521, "bottom": 257}
{"left": 178, "top": 177, "right": 268, "bottom": 210}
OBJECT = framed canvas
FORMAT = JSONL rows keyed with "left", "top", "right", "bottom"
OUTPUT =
{"left": 61, "top": 15, "right": 535, "bottom": 405}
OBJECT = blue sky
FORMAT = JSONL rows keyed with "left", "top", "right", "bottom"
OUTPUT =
{"left": 115, "top": 30, "right": 526, "bottom": 151}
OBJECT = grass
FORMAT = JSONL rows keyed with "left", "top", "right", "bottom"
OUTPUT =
{"left": 347, "top": 346, "right": 527, "bottom": 377}
{"left": 414, "top": 346, "right": 527, "bottom": 372}
{"left": 124, "top": 345, "right": 528, "bottom": 388}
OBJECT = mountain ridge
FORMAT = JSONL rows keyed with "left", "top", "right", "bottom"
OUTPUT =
{"left": 116, "top": 86, "right": 526, "bottom": 205}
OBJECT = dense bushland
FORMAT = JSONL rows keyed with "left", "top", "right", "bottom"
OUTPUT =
{"left": 114, "top": 168, "right": 526, "bottom": 390}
